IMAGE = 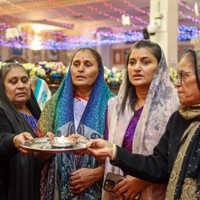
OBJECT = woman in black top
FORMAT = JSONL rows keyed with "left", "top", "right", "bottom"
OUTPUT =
{"left": 0, "top": 62, "right": 41, "bottom": 200}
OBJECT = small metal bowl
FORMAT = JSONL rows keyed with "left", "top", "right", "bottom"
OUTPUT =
{"left": 50, "top": 136, "right": 76, "bottom": 148}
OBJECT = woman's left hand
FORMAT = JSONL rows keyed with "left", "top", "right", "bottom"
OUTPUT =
{"left": 13, "top": 132, "right": 33, "bottom": 154}
{"left": 86, "top": 138, "right": 113, "bottom": 159}
{"left": 69, "top": 166, "right": 104, "bottom": 194}
{"left": 113, "top": 176, "right": 151, "bottom": 200}
{"left": 68, "top": 134, "right": 88, "bottom": 142}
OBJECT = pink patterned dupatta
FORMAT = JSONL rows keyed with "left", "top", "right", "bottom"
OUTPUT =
{"left": 103, "top": 51, "right": 179, "bottom": 200}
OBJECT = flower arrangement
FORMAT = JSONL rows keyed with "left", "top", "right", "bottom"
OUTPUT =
{"left": 104, "top": 67, "right": 125, "bottom": 87}
{"left": 169, "top": 67, "right": 177, "bottom": 83}
{"left": 23, "top": 61, "right": 69, "bottom": 83}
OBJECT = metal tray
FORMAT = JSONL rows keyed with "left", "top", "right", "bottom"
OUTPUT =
{"left": 20, "top": 137, "right": 87, "bottom": 153}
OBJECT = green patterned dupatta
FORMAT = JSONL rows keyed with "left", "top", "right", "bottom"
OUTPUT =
{"left": 37, "top": 63, "right": 113, "bottom": 200}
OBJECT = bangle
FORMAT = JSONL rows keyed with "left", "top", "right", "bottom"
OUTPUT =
{"left": 111, "top": 144, "right": 117, "bottom": 160}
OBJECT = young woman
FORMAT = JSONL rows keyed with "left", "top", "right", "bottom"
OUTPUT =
{"left": 100, "top": 40, "right": 178, "bottom": 200}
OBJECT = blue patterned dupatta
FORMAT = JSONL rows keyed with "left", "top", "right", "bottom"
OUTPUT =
{"left": 38, "top": 63, "right": 114, "bottom": 200}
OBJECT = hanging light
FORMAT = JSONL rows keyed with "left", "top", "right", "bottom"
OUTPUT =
{"left": 30, "top": 36, "right": 42, "bottom": 50}
{"left": 121, "top": 14, "right": 130, "bottom": 26}
{"left": 194, "top": 2, "right": 199, "bottom": 17}
{"left": 5, "top": 25, "right": 22, "bottom": 40}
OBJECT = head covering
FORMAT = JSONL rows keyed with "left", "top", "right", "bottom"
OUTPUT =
{"left": 0, "top": 67, "right": 41, "bottom": 200}
{"left": 37, "top": 59, "right": 114, "bottom": 199}
{"left": 105, "top": 47, "right": 179, "bottom": 200}
{"left": 166, "top": 49, "right": 200, "bottom": 200}
{"left": 0, "top": 84, "right": 41, "bottom": 133}
{"left": 188, "top": 49, "right": 200, "bottom": 90}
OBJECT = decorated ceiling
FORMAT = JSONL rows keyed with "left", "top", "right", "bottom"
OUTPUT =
{"left": 0, "top": 0, "right": 199, "bottom": 50}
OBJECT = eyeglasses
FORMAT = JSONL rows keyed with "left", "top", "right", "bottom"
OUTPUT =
{"left": 176, "top": 71, "right": 195, "bottom": 84}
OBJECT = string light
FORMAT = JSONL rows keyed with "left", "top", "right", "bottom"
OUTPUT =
{"left": 178, "top": 25, "right": 200, "bottom": 41}
{"left": 194, "top": 2, "right": 199, "bottom": 17}
{"left": 179, "top": 11, "right": 200, "bottom": 25}
{"left": 102, "top": 1, "right": 148, "bottom": 25}
{"left": 79, "top": 0, "right": 143, "bottom": 29}
{"left": 178, "top": 0, "right": 194, "bottom": 12}
{"left": 124, "top": 0, "right": 149, "bottom": 16}
{"left": 0, "top": 1, "right": 198, "bottom": 50}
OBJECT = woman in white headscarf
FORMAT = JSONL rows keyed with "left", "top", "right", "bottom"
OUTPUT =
{"left": 102, "top": 40, "right": 178, "bottom": 200}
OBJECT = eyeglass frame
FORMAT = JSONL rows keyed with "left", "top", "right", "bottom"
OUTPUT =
{"left": 175, "top": 71, "right": 195, "bottom": 84}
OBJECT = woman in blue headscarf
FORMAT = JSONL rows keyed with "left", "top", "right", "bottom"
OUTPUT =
{"left": 37, "top": 48, "right": 114, "bottom": 200}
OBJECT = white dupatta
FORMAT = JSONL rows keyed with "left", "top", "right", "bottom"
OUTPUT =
{"left": 103, "top": 51, "right": 179, "bottom": 200}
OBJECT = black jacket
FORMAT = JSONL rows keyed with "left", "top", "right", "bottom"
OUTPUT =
{"left": 111, "top": 111, "right": 192, "bottom": 183}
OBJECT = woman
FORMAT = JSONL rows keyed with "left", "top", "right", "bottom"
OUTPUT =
{"left": 37, "top": 48, "right": 114, "bottom": 200}
{"left": 86, "top": 48, "right": 200, "bottom": 200}
{"left": 0, "top": 62, "right": 42, "bottom": 200}
{"left": 4, "top": 56, "right": 51, "bottom": 110}
{"left": 102, "top": 40, "right": 178, "bottom": 200}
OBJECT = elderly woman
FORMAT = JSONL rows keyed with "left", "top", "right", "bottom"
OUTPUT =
{"left": 37, "top": 48, "right": 114, "bottom": 200}
{"left": 100, "top": 40, "right": 178, "bottom": 200}
{"left": 4, "top": 57, "right": 51, "bottom": 110}
{"left": 0, "top": 62, "right": 41, "bottom": 200}
{"left": 86, "top": 48, "right": 200, "bottom": 200}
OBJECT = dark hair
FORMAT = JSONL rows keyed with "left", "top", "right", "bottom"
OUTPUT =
{"left": 121, "top": 40, "right": 162, "bottom": 112}
{"left": 70, "top": 48, "right": 103, "bottom": 68}
{"left": 0, "top": 62, "right": 29, "bottom": 82}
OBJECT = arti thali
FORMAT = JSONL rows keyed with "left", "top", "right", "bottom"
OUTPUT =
{"left": 20, "top": 137, "right": 87, "bottom": 153}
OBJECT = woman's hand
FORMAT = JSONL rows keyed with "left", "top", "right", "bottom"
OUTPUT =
{"left": 69, "top": 166, "right": 104, "bottom": 194}
{"left": 13, "top": 132, "right": 33, "bottom": 154}
{"left": 86, "top": 138, "right": 114, "bottom": 159}
{"left": 68, "top": 133, "right": 84, "bottom": 140}
{"left": 68, "top": 134, "right": 89, "bottom": 143}
{"left": 45, "top": 131, "right": 54, "bottom": 138}
{"left": 113, "top": 176, "right": 151, "bottom": 200}
{"left": 68, "top": 134, "right": 91, "bottom": 155}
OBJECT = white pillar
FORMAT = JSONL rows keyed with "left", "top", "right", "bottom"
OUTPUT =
{"left": 96, "top": 45, "right": 111, "bottom": 68}
{"left": 149, "top": 0, "right": 178, "bottom": 68}
{"left": 1, "top": 47, "right": 10, "bottom": 61}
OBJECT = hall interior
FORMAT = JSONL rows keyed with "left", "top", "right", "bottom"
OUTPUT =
{"left": 0, "top": 0, "right": 199, "bottom": 90}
